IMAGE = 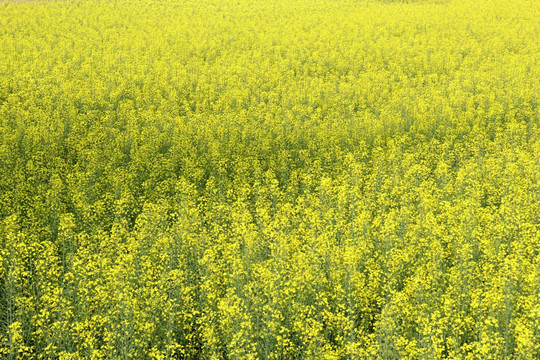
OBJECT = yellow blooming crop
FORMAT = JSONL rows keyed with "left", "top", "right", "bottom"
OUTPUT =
{"left": 0, "top": 0, "right": 539, "bottom": 358}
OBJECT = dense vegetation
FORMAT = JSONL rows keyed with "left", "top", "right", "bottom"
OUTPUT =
{"left": 1, "top": 0, "right": 539, "bottom": 358}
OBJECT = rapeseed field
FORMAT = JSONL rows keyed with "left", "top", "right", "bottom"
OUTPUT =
{"left": 0, "top": 0, "right": 539, "bottom": 358}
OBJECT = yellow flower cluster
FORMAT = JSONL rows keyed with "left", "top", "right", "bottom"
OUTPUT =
{"left": 0, "top": 0, "right": 539, "bottom": 358}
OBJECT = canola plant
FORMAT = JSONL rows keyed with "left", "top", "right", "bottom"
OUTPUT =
{"left": 0, "top": 0, "right": 539, "bottom": 358}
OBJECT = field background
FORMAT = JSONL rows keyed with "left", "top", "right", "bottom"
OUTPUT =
{"left": 0, "top": 0, "right": 539, "bottom": 359}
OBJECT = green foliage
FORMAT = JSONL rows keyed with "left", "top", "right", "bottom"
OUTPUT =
{"left": 0, "top": 0, "right": 539, "bottom": 358}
